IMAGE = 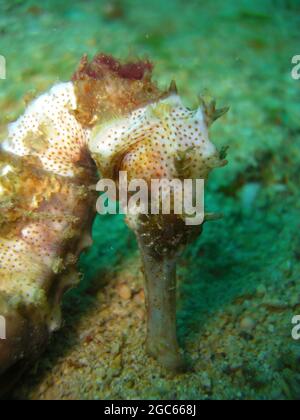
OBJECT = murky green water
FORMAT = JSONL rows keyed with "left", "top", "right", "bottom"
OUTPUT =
{"left": 1, "top": 0, "right": 300, "bottom": 400}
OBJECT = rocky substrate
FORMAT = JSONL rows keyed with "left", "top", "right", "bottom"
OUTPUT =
{"left": 11, "top": 255, "right": 300, "bottom": 400}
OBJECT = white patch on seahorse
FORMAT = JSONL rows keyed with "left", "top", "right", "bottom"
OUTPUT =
{"left": 1, "top": 82, "right": 90, "bottom": 177}
{"left": 0, "top": 164, "right": 13, "bottom": 176}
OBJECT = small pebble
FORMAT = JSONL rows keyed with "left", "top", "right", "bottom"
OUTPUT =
{"left": 268, "top": 324, "right": 275, "bottom": 334}
{"left": 134, "top": 289, "right": 145, "bottom": 304}
{"left": 135, "top": 308, "right": 145, "bottom": 321}
{"left": 102, "top": 1, "right": 124, "bottom": 20}
{"left": 240, "top": 317, "right": 256, "bottom": 333}
{"left": 256, "top": 284, "right": 267, "bottom": 297}
{"left": 200, "top": 372, "right": 212, "bottom": 392}
{"left": 117, "top": 283, "right": 132, "bottom": 300}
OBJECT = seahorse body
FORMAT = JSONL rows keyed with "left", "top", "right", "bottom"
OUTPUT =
{"left": 0, "top": 82, "right": 97, "bottom": 389}
{"left": 0, "top": 54, "right": 163, "bottom": 392}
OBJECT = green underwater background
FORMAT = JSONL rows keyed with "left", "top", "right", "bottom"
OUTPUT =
{"left": 1, "top": 0, "right": 300, "bottom": 400}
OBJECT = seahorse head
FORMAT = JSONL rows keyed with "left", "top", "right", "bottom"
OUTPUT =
{"left": 88, "top": 87, "right": 228, "bottom": 184}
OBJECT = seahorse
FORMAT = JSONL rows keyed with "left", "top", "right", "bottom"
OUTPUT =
{"left": 0, "top": 53, "right": 228, "bottom": 391}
